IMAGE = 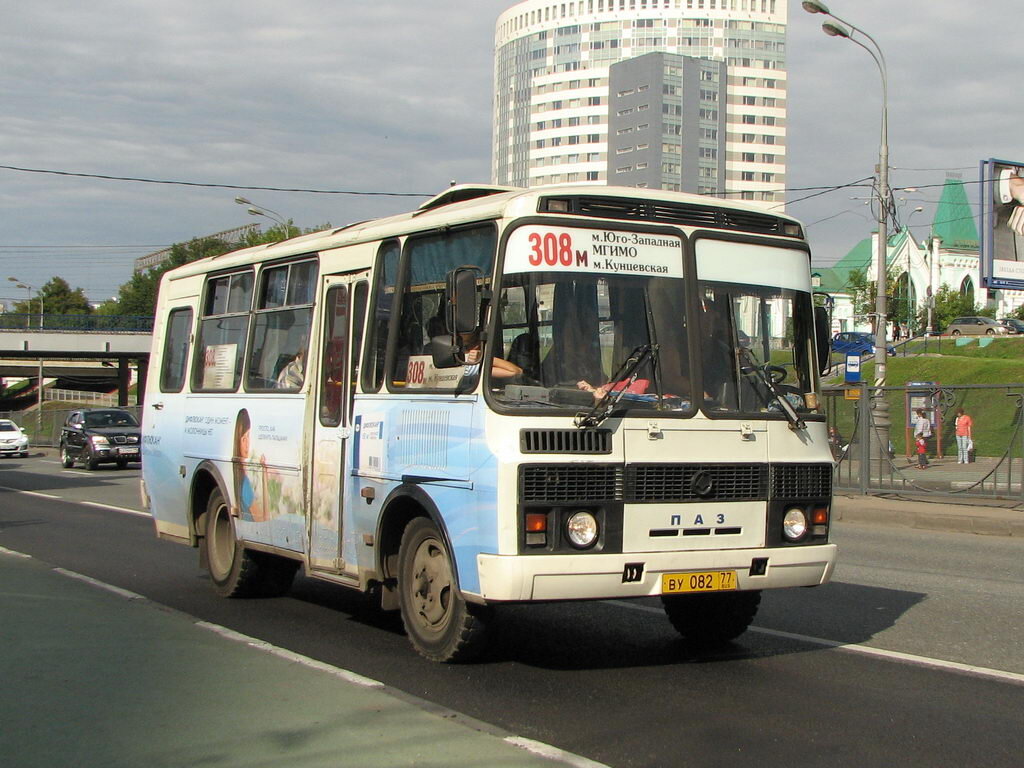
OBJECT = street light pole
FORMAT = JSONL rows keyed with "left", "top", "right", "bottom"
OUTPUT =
{"left": 7, "top": 277, "right": 41, "bottom": 329}
{"left": 234, "top": 196, "right": 291, "bottom": 234}
{"left": 803, "top": 0, "right": 893, "bottom": 471}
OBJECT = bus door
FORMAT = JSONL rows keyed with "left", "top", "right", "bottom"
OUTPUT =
{"left": 308, "top": 273, "right": 367, "bottom": 573}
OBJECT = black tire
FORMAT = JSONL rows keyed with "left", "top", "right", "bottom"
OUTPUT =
{"left": 60, "top": 444, "right": 74, "bottom": 468}
{"left": 203, "top": 488, "right": 270, "bottom": 598}
{"left": 397, "top": 517, "right": 490, "bottom": 662}
{"left": 951, "top": 330, "right": 961, "bottom": 337}
{"left": 116, "top": 459, "right": 129, "bottom": 470}
{"left": 985, "top": 329, "right": 995, "bottom": 335}
{"left": 85, "top": 446, "right": 100, "bottom": 471}
{"left": 661, "top": 590, "right": 762, "bottom": 648}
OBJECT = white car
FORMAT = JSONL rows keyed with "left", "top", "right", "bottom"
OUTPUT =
{"left": 0, "top": 419, "right": 29, "bottom": 458}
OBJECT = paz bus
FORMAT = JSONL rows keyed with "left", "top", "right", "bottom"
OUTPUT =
{"left": 142, "top": 184, "right": 836, "bottom": 662}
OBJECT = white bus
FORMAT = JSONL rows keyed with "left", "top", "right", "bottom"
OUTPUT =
{"left": 142, "top": 184, "right": 836, "bottom": 662}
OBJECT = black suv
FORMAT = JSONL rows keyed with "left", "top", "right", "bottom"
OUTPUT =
{"left": 60, "top": 408, "right": 141, "bottom": 470}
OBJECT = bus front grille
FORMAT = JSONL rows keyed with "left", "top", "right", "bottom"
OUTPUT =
{"left": 520, "top": 465, "right": 624, "bottom": 503}
{"left": 520, "top": 429, "right": 612, "bottom": 454}
{"left": 628, "top": 464, "right": 767, "bottom": 502}
{"left": 770, "top": 463, "right": 833, "bottom": 499}
{"left": 520, "top": 463, "right": 832, "bottom": 504}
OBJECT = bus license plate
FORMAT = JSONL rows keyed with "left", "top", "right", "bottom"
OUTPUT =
{"left": 662, "top": 570, "right": 737, "bottom": 594}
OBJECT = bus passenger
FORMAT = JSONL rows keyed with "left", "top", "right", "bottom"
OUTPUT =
{"left": 276, "top": 347, "right": 306, "bottom": 388}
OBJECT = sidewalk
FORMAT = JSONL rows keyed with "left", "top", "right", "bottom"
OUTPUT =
{"left": 0, "top": 549, "right": 584, "bottom": 768}
{"left": 833, "top": 492, "right": 1024, "bottom": 537}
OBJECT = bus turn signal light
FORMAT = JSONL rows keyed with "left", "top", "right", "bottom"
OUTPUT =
{"left": 526, "top": 513, "right": 548, "bottom": 532}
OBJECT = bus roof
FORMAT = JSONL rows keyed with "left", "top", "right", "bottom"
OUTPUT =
{"left": 163, "top": 184, "right": 805, "bottom": 281}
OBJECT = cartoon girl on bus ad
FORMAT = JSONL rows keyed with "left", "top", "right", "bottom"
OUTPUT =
{"left": 233, "top": 408, "right": 269, "bottom": 522}
{"left": 232, "top": 407, "right": 305, "bottom": 526}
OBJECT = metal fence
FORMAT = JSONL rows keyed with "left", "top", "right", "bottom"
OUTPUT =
{"left": 825, "top": 383, "right": 1024, "bottom": 500}
{"left": 0, "top": 314, "right": 154, "bottom": 332}
{"left": 1, "top": 405, "right": 142, "bottom": 448}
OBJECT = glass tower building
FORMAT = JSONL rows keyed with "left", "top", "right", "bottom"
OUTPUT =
{"left": 493, "top": 0, "right": 787, "bottom": 209}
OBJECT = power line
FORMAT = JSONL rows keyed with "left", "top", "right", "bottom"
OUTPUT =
{"left": 0, "top": 163, "right": 434, "bottom": 197}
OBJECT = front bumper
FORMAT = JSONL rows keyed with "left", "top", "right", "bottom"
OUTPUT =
{"left": 475, "top": 544, "right": 837, "bottom": 602}
{"left": 0, "top": 443, "right": 28, "bottom": 454}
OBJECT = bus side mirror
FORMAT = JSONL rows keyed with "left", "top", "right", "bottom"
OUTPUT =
{"left": 431, "top": 266, "right": 483, "bottom": 369}
{"left": 447, "top": 266, "right": 480, "bottom": 335}
{"left": 814, "top": 305, "right": 831, "bottom": 375}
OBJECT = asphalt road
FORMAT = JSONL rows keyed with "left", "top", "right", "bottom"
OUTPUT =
{"left": 2, "top": 451, "right": 1023, "bottom": 768}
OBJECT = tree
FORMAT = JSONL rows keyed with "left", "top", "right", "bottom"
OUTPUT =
{"left": 13, "top": 277, "right": 92, "bottom": 316}
{"left": 918, "top": 283, "right": 989, "bottom": 333}
{"left": 101, "top": 221, "right": 325, "bottom": 317}
{"left": 845, "top": 265, "right": 900, "bottom": 334}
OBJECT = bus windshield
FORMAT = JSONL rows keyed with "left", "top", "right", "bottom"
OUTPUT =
{"left": 698, "top": 281, "right": 817, "bottom": 417}
{"left": 492, "top": 225, "right": 692, "bottom": 412}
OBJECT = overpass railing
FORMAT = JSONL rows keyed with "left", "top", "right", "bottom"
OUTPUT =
{"left": 0, "top": 314, "right": 154, "bottom": 332}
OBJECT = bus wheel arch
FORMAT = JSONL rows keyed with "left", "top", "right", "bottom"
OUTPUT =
{"left": 375, "top": 485, "right": 451, "bottom": 611}
{"left": 190, "top": 462, "right": 298, "bottom": 599}
{"left": 189, "top": 462, "right": 229, "bottom": 549}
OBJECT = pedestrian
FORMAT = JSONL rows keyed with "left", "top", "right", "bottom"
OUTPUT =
{"left": 913, "top": 408, "right": 931, "bottom": 465}
{"left": 954, "top": 407, "right": 973, "bottom": 464}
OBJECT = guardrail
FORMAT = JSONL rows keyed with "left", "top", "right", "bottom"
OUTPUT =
{"left": 45, "top": 388, "right": 118, "bottom": 406}
{"left": 826, "top": 383, "right": 1024, "bottom": 500}
{"left": 0, "top": 314, "right": 154, "bottom": 332}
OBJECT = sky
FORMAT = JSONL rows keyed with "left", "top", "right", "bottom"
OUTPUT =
{"left": 1, "top": 0, "right": 1021, "bottom": 307}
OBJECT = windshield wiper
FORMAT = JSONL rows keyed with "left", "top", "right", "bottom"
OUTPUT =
{"left": 738, "top": 349, "right": 805, "bottom": 431}
{"left": 574, "top": 344, "right": 658, "bottom": 429}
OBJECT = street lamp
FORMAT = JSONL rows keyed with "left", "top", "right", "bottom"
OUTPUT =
{"left": 234, "top": 196, "right": 291, "bottom": 233}
{"left": 7, "top": 277, "right": 42, "bottom": 328}
{"left": 804, "top": 0, "right": 893, "bottom": 470}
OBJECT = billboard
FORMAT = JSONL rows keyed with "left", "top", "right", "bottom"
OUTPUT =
{"left": 980, "top": 158, "right": 1024, "bottom": 289}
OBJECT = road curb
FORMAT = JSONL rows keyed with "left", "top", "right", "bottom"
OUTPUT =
{"left": 832, "top": 494, "right": 1024, "bottom": 537}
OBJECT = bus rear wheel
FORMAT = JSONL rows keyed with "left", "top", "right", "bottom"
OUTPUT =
{"left": 661, "top": 590, "right": 761, "bottom": 648}
{"left": 397, "top": 517, "right": 489, "bottom": 663}
{"left": 203, "top": 488, "right": 297, "bottom": 598}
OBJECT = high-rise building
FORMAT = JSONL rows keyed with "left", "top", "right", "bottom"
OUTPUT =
{"left": 493, "top": 0, "right": 787, "bottom": 209}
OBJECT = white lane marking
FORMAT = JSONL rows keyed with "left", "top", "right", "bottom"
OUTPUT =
{"left": 613, "top": 601, "right": 1024, "bottom": 687}
{"left": 0, "top": 486, "right": 61, "bottom": 499}
{"left": 54, "top": 568, "right": 146, "bottom": 600}
{"left": 0, "top": 485, "right": 146, "bottom": 516}
{"left": 504, "top": 737, "right": 612, "bottom": 768}
{"left": 79, "top": 501, "right": 150, "bottom": 517}
{"left": 195, "top": 622, "right": 385, "bottom": 689}
{"left": 0, "top": 546, "right": 32, "bottom": 558}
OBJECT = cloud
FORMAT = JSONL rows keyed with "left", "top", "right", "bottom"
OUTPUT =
{"left": 1, "top": 0, "right": 1021, "bottom": 297}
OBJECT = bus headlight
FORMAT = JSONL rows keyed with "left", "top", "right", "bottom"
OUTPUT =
{"left": 782, "top": 507, "right": 809, "bottom": 541}
{"left": 566, "top": 510, "right": 599, "bottom": 549}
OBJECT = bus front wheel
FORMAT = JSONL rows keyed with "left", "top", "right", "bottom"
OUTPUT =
{"left": 397, "top": 517, "right": 489, "bottom": 663}
{"left": 203, "top": 488, "right": 297, "bottom": 598}
{"left": 661, "top": 590, "right": 761, "bottom": 648}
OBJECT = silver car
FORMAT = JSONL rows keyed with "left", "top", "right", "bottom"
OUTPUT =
{"left": 945, "top": 316, "right": 1008, "bottom": 336}
{"left": 0, "top": 419, "right": 29, "bottom": 457}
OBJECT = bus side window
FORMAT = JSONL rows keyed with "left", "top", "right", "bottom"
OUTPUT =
{"left": 319, "top": 285, "right": 349, "bottom": 427}
{"left": 160, "top": 308, "right": 193, "bottom": 393}
{"left": 390, "top": 226, "right": 496, "bottom": 390}
{"left": 349, "top": 281, "right": 368, "bottom": 420}
{"left": 362, "top": 241, "right": 400, "bottom": 393}
{"left": 246, "top": 258, "right": 318, "bottom": 391}
{"left": 192, "top": 271, "right": 253, "bottom": 392}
